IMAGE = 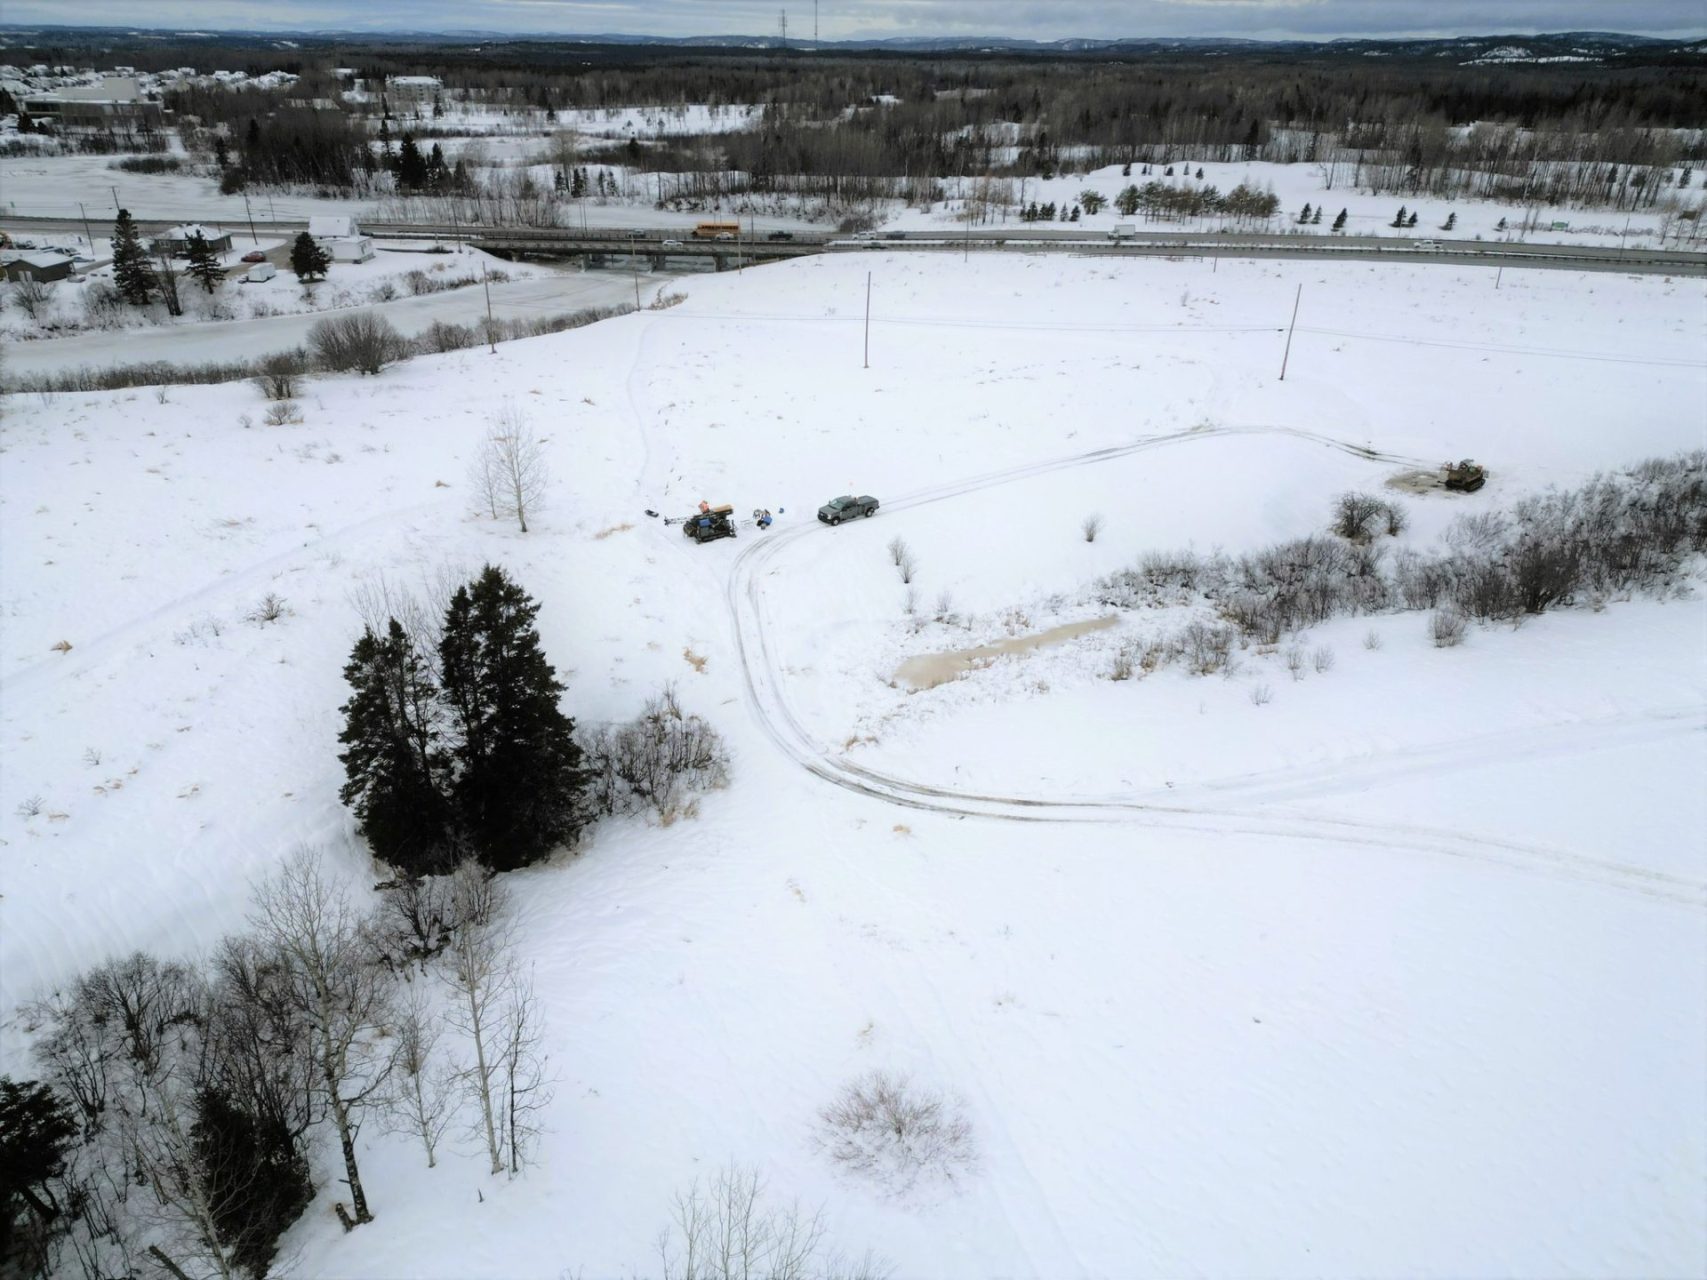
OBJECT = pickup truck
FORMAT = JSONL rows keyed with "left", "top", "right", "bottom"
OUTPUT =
{"left": 817, "top": 494, "right": 880, "bottom": 525}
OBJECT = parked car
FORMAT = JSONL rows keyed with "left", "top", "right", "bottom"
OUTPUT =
{"left": 817, "top": 494, "right": 880, "bottom": 525}
{"left": 765, "top": 231, "right": 795, "bottom": 242}
{"left": 660, "top": 238, "right": 684, "bottom": 249}
{"left": 241, "top": 249, "right": 267, "bottom": 263}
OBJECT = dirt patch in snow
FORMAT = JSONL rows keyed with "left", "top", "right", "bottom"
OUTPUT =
{"left": 1386, "top": 468, "right": 1447, "bottom": 495}
{"left": 895, "top": 615, "right": 1118, "bottom": 690}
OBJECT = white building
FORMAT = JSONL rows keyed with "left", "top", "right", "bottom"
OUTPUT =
{"left": 308, "top": 215, "right": 374, "bottom": 263}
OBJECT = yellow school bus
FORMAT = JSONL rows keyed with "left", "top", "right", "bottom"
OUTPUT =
{"left": 693, "top": 221, "right": 740, "bottom": 240}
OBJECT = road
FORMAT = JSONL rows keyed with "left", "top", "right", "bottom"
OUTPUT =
{"left": 3, "top": 266, "right": 672, "bottom": 376}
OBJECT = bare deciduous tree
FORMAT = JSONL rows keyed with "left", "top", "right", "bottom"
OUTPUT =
{"left": 1082, "top": 513, "right": 1104, "bottom": 543}
{"left": 443, "top": 861, "right": 512, "bottom": 1176}
{"left": 388, "top": 982, "right": 456, "bottom": 1169}
{"left": 497, "top": 968, "right": 553, "bottom": 1178}
{"left": 249, "top": 848, "right": 396, "bottom": 1230}
{"left": 471, "top": 404, "right": 550, "bottom": 533}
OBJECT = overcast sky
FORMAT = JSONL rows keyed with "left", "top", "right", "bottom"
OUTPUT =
{"left": 3, "top": 0, "right": 1703, "bottom": 39}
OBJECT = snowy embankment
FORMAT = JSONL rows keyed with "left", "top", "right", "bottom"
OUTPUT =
{"left": 2, "top": 250, "right": 1704, "bottom": 1277}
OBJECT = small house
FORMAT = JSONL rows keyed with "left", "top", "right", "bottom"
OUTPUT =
{"left": 152, "top": 223, "right": 232, "bottom": 257}
{"left": 2, "top": 252, "right": 74, "bottom": 283}
{"left": 308, "top": 214, "right": 375, "bottom": 264}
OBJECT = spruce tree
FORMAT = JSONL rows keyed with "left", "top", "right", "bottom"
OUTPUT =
{"left": 1332, "top": 208, "right": 1348, "bottom": 231}
{"left": 190, "top": 1086, "right": 313, "bottom": 1279}
{"left": 1, "top": 1076, "right": 77, "bottom": 1252}
{"left": 290, "top": 231, "right": 331, "bottom": 282}
{"left": 397, "top": 136, "right": 428, "bottom": 190}
{"left": 439, "top": 566, "right": 587, "bottom": 870}
{"left": 110, "top": 209, "right": 156, "bottom": 306}
{"left": 185, "top": 232, "right": 223, "bottom": 294}
{"left": 1391, "top": 205, "right": 1408, "bottom": 228}
{"left": 338, "top": 619, "right": 456, "bottom": 875}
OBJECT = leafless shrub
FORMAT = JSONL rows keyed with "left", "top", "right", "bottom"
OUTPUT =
{"left": 932, "top": 590, "right": 956, "bottom": 624}
{"left": 1381, "top": 500, "right": 1408, "bottom": 536}
{"left": 585, "top": 684, "right": 731, "bottom": 820}
{"left": 1331, "top": 491, "right": 1386, "bottom": 541}
{"left": 262, "top": 400, "right": 303, "bottom": 426}
{"left": 1430, "top": 609, "right": 1467, "bottom": 647}
{"left": 82, "top": 746, "right": 103, "bottom": 768}
{"left": 1284, "top": 645, "right": 1306, "bottom": 681}
{"left": 1082, "top": 513, "right": 1104, "bottom": 543}
{"left": 658, "top": 1163, "right": 890, "bottom": 1280}
{"left": 902, "top": 585, "right": 918, "bottom": 616}
{"left": 10, "top": 275, "right": 52, "bottom": 322}
{"left": 308, "top": 311, "right": 411, "bottom": 375}
{"left": 253, "top": 351, "right": 308, "bottom": 400}
{"left": 1363, "top": 628, "right": 1384, "bottom": 650}
{"left": 1444, "top": 510, "right": 1509, "bottom": 552}
{"left": 898, "top": 553, "right": 918, "bottom": 585}
{"left": 421, "top": 319, "right": 475, "bottom": 352}
{"left": 1178, "top": 621, "right": 1235, "bottom": 675}
{"left": 649, "top": 288, "right": 688, "bottom": 310}
{"left": 1109, "top": 639, "right": 1137, "bottom": 681}
{"left": 15, "top": 793, "right": 44, "bottom": 819}
{"left": 886, "top": 536, "right": 909, "bottom": 567}
{"left": 387, "top": 982, "right": 456, "bottom": 1168}
{"left": 816, "top": 1070, "right": 976, "bottom": 1198}
{"left": 245, "top": 592, "right": 288, "bottom": 624}
{"left": 1250, "top": 682, "right": 1273, "bottom": 706}
{"left": 1311, "top": 645, "right": 1335, "bottom": 673}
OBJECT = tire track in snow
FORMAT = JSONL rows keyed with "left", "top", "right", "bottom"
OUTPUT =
{"left": 727, "top": 427, "right": 1707, "bottom": 910}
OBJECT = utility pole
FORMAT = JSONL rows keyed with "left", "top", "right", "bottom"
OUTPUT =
{"left": 1495, "top": 265, "right": 1503, "bottom": 290}
{"left": 482, "top": 261, "right": 496, "bottom": 353}
{"left": 110, "top": 184, "right": 120, "bottom": 211}
{"left": 78, "top": 201, "right": 94, "bottom": 254}
{"left": 242, "top": 192, "right": 259, "bottom": 245}
{"left": 863, "top": 271, "right": 871, "bottom": 369}
{"left": 1279, "top": 283, "right": 1302, "bottom": 381}
{"left": 630, "top": 239, "right": 640, "bottom": 309}
{"left": 814, "top": 0, "right": 819, "bottom": 45}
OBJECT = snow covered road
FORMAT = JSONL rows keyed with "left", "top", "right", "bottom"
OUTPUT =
{"left": 2, "top": 266, "right": 675, "bottom": 375}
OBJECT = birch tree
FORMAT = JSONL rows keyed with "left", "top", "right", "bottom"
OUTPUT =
{"left": 471, "top": 403, "right": 549, "bottom": 533}
{"left": 249, "top": 849, "right": 395, "bottom": 1230}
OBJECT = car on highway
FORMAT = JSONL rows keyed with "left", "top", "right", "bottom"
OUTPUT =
{"left": 817, "top": 494, "right": 880, "bottom": 525}
{"left": 714, "top": 231, "right": 736, "bottom": 241}
{"left": 241, "top": 249, "right": 267, "bottom": 263}
{"left": 660, "top": 238, "right": 683, "bottom": 249}
{"left": 766, "top": 231, "right": 795, "bottom": 242}
{"left": 624, "top": 229, "right": 648, "bottom": 239}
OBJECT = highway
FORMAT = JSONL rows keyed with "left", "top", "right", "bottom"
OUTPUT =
{"left": 9, "top": 212, "right": 1704, "bottom": 276}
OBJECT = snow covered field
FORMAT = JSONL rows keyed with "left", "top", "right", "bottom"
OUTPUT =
{"left": 2, "top": 249, "right": 1704, "bottom": 1276}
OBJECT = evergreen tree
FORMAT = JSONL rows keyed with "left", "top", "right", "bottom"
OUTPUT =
{"left": 17, "top": 106, "right": 36, "bottom": 134}
{"left": 1069, "top": 205, "right": 1080, "bottom": 222}
{"left": 290, "top": 231, "right": 331, "bottom": 282}
{"left": 1407, "top": 210, "right": 1420, "bottom": 227}
{"left": 1332, "top": 207, "right": 1348, "bottom": 231}
{"left": 439, "top": 566, "right": 588, "bottom": 870}
{"left": 1196, "top": 167, "right": 1204, "bottom": 179}
{"left": 1391, "top": 205, "right": 1408, "bottom": 228}
{"left": 1, "top": 1077, "right": 76, "bottom": 1266}
{"left": 190, "top": 1086, "right": 314, "bottom": 1280}
{"left": 338, "top": 619, "right": 455, "bottom": 876}
{"left": 397, "top": 135, "right": 428, "bottom": 190}
{"left": 1311, "top": 205, "right": 1323, "bottom": 224}
{"left": 185, "top": 231, "right": 223, "bottom": 294}
{"left": 1442, "top": 211, "right": 1457, "bottom": 231}
{"left": 1298, "top": 201, "right": 1313, "bottom": 224}
{"left": 110, "top": 209, "right": 157, "bottom": 306}
{"left": 1115, "top": 184, "right": 1141, "bottom": 216}
{"left": 213, "top": 134, "right": 229, "bottom": 169}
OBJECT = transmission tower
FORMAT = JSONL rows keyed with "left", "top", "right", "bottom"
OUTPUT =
{"left": 778, "top": 9, "right": 788, "bottom": 48}
{"left": 814, "top": 0, "right": 819, "bottom": 45}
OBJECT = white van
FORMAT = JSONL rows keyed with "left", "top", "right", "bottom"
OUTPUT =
{"left": 242, "top": 262, "right": 277, "bottom": 283}
{"left": 1109, "top": 223, "right": 1137, "bottom": 241}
